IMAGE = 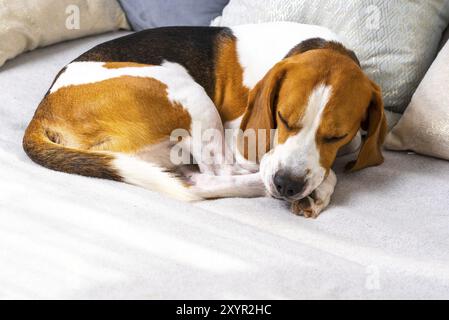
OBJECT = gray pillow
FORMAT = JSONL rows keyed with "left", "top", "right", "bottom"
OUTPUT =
{"left": 119, "top": 0, "right": 230, "bottom": 31}
{"left": 213, "top": 0, "right": 449, "bottom": 113}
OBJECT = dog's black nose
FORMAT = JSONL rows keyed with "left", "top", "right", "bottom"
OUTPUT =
{"left": 274, "top": 172, "right": 305, "bottom": 198}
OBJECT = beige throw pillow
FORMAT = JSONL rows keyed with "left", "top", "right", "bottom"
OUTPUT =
{"left": 385, "top": 41, "right": 449, "bottom": 160}
{"left": 0, "top": 0, "right": 129, "bottom": 67}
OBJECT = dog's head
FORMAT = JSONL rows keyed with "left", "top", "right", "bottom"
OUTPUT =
{"left": 239, "top": 39, "right": 387, "bottom": 201}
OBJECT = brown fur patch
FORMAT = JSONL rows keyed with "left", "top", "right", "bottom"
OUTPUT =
{"left": 23, "top": 120, "right": 123, "bottom": 181}
{"left": 238, "top": 63, "right": 286, "bottom": 162}
{"left": 23, "top": 75, "right": 192, "bottom": 180}
{"left": 103, "top": 62, "right": 149, "bottom": 69}
{"left": 213, "top": 34, "right": 249, "bottom": 123}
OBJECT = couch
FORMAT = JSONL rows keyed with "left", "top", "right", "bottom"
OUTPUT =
{"left": 2, "top": 31, "right": 449, "bottom": 299}
{"left": 3, "top": 0, "right": 449, "bottom": 299}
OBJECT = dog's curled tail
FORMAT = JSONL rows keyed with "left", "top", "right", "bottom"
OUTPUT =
{"left": 23, "top": 119, "right": 200, "bottom": 202}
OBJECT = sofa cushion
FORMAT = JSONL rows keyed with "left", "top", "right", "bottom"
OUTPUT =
{"left": 385, "top": 41, "right": 449, "bottom": 160}
{"left": 119, "top": 0, "right": 230, "bottom": 31}
{"left": 0, "top": 0, "right": 129, "bottom": 68}
{"left": 213, "top": 0, "right": 449, "bottom": 113}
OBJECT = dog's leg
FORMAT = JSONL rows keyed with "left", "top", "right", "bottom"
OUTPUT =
{"left": 187, "top": 172, "right": 266, "bottom": 199}
{"left": 291, "top": 170, "right": 337, "bottom": 219}
{"left": 179, "top": 135, "right": 245, "bottom": 176}
{"left": 191, "top": 121, "right": 251, "bottom": 176}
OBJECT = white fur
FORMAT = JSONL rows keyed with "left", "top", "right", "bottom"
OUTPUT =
{"left": 260, "top": 84, "right": 332, "bottom": 199}
{"left": 112, "top": 154, "right": 200, "bottom": 202}
{"left": 314, "top": 170, "right": 337, "bottom": 209}
{"left": 51, "top": 62, "right": 149, "bottom": 93}
{"left": 293, "top": 170, "right": 337, "bottom": 218}
{"left": 189, "top": 172, "right": 265, "bottom": 199}
{"left": 224, "top": 116, "right": 260, "bottom": 173}
{"left": 223, "top": 116, "right": 243, "bottom": 130}
{"left": 135, "top": 139, "right": 176, "bottom": 170}
{"left": 231, "top": 22, "right": 340, "bottom": 89}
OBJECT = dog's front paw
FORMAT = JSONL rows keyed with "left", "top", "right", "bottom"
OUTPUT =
{"left": 290, "top": 170, "right": 337, "bottom": 219}
{"left": 290, "top": 194, "right": 325, "bottom": 219}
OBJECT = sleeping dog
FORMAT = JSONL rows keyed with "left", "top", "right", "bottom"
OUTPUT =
{"left": 23, "top": 22, "right": 387, "bottom": 218}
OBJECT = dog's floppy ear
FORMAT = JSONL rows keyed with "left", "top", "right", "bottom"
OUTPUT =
{"left": 346, "top": 81, "right": 387, "bottom": 172}
{"left": 239, "top": 63, "right": 286, "bottom": 161}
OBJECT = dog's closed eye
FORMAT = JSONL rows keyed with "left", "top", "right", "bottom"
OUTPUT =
{"left": 322, "top": 134, "right": 348, "bottom": 144}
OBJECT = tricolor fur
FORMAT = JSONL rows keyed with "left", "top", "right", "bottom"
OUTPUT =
{"left": 23, "top": 22, "right": 387, "bottom": 218}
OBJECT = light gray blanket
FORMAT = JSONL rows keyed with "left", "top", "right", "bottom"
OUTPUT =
{"left": 1, "top": 32, "right": 449, "bottom": 299}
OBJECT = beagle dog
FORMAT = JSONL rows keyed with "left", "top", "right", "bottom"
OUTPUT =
{"left": 23, "top": 22, "right": 387, "bottom": 218}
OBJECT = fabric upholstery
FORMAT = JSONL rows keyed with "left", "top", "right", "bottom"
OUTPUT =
{"left": 385, "top": 41, "right": 449, "bottom": 160}
{"left": 1, "top": 32, "right": 449, "bottom": 299}
{"left": 0, "top": 0, "right": 129, "bottom": 67}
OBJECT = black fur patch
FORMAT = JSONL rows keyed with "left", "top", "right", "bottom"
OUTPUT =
{"left": 75, "top": 26, "right": 234, "bottom": 99}
{"left": 44, "top": 66, "right": 67, "bottom": 97}
{"left": 285, "top": 38, "right": 361, "bottom": 67}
